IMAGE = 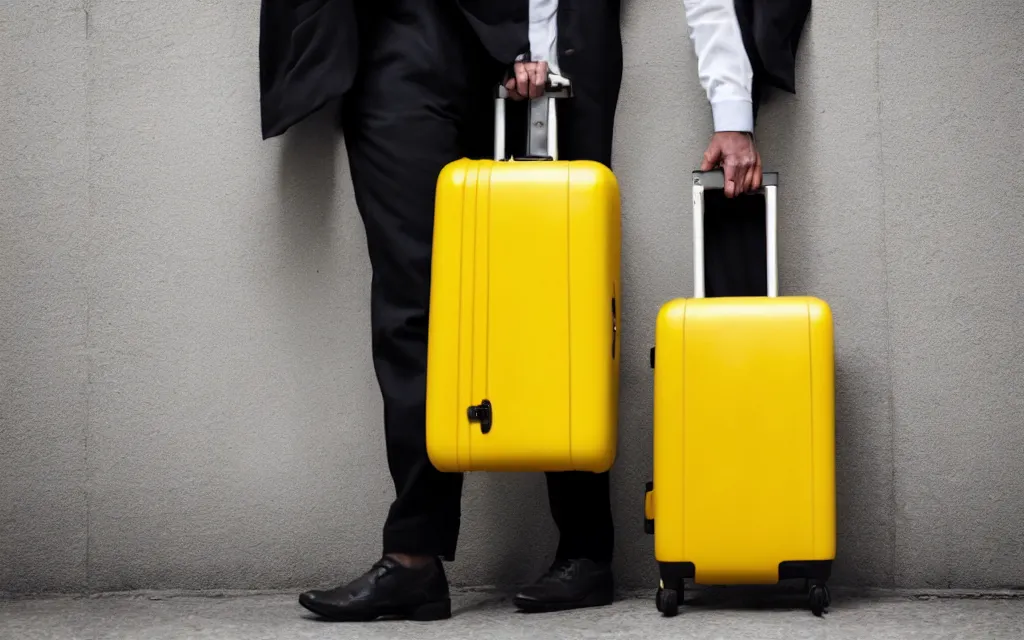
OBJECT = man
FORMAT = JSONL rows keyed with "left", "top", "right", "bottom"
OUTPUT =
{"left": 258, "top": 0, "right": 808, "bottom": 622}
{"left": 262, "top": 0, "right": 622, "bottom": 621}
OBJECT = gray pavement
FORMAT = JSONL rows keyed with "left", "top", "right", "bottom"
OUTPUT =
{"left": 2, "top": 589, "right": 1022, "bottom": 640}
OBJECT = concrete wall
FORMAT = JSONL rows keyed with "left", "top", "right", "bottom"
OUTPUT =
{"left": 2, "top": 0, "right": 1022, "bottom": 594}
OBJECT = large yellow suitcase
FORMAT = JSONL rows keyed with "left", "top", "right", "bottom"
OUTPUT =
{"left": 426, "top": 77, "right": 621, "bottom": 473}
{"left": 643, "top": 171, "right": 836, "bottom": 617}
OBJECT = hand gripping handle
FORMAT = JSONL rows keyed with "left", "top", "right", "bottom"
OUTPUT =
{"left": 493, "top": 73, "right": 572, "bottom": 161}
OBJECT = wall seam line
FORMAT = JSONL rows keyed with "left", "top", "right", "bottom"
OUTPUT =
{"left": 874, "top": 0, "right": 899, "bottom": 590}
{"left": 82, "top": 0, "right": 94, "bottom": 596}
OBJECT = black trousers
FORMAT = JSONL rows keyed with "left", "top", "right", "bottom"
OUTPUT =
{"left": 340, "top": 0, "right": 618, "bottom": 563}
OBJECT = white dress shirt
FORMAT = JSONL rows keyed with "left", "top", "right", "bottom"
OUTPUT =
{"left": 526, "top": 0, "right": 754, "bottom": 133}
{"left": 682, "top": 0, "right": 755, "bottom": 132}
{"left": 526, "top": 0, "right": 561, "bottom": 74}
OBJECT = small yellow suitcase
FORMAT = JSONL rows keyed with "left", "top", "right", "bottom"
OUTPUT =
{"left": 643, "top": 171, "right": 836, "bottom": 617}
{"left": 426, "top": 76, "right": 621, "bottom": 473}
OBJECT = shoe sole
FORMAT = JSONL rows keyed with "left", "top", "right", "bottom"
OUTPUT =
{"left": 299, "top": 595, "right": 452, "bottom": 622}
{"left": 513, "top": 589, "right": 614, "bottom": 614}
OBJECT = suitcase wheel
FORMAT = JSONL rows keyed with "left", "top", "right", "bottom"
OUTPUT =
{"left": 655, "top": 586, "right": 679, "bottom": 617}
{"left": 808, "top": 582, "right": 831, "bottom": 617}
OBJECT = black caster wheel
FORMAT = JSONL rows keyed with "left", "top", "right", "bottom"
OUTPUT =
{"left": 808, "top": 583, "right": 831, "bottom": 617}
{"left": 656, "top": 587, "right": 680, "bottom": 617}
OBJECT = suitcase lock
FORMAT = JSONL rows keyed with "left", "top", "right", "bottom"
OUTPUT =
{"left": 467, "top": 400, "right": 493, "bottom": 435}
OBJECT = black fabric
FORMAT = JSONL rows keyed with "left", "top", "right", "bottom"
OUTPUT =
{"left": 733, "top": 0, "right": 812, "bottom": 98}
{"left": 702, "top": 190, "right": 769, "bottom": 298}
{"left": 258, "top": 0, "right": 807, "bottom": 139}
{"left": 545, "top": 472, "right": 615, "bottom": 562}
{"left": 338, "top": 0, "right": 621, "bottom": 563}
{"left": 259, "top": 0, "right": 360, "bottom": 140}
{"left": 340, "top": 0, "right": 494, "bottom": 561}
{"left": 258, "top": 0, "right": 626, "bottom": 140}
{"left": 455, "top": 0, "right": 530, "bottom": 63}
{"left": 258, "top": 0, "right": 530, "bottom": 140}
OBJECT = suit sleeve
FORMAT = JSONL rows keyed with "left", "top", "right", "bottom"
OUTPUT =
{"left": 526, "top": 0, "right": 560, "bottom": 74}
{"left": 683, "top": 0, "right": 754, "bottom": 133}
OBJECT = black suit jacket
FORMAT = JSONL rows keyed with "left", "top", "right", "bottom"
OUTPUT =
{"left": 734, "top": 0, "right": 812, "bottom": 121}
{"left": 258, "top": 0, "right": 810, "bottom": 140}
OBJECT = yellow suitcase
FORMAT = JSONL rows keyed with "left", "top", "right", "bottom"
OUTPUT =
{"left": 643, "top": 171, "right": 836, "bottom": 617}
{"left": 426, "top": 76, "right": 621, "bottom": 473}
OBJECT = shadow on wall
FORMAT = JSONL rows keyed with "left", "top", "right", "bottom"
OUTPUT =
{"left": 275, "top": 105, "right": 341, "bottom": 268}
{"left": 258, "top": 101, "right": 395, "bottom": 579}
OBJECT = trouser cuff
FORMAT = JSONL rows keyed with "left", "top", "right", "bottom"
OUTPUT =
{"left": 383, "top": 521, "right": 459, "bottom": 562}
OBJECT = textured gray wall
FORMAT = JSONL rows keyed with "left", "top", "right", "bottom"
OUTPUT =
{"left": 2, "top": 0, "right": 1022, "bottom": 594}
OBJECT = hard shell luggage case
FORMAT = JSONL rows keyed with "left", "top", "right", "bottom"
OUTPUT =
{"left": 426, "top": 76, "right": 622, "bottom": 473}
{"left": 643, "top": 171, "right": 836, "bottom": 617}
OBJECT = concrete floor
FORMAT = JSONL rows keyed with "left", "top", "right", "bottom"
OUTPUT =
{"left": 2, "top": 589, "right": 1022, "bottom": 640}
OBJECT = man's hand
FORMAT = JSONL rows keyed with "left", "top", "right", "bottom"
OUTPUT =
{"left": 505, "top": 61, "right": 549, "bottom": 101}
{"left": 701, "top": 132, "right": 762, "bottom": 198}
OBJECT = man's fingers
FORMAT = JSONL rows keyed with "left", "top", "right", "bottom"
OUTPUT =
{"left": 742, "top": 164, "right": 756, "bottom": 195}
{"left": 723, "top": 162, "right": 742, "bottom": 198}
{"left": 748, "top": 166, "right": 758, "bottom": 193}
{"left": 529, "top": 61, "right": 548, "bottom": 99}
{"left": 515, "top": 63, "right": 531, "bottom": 100}
{"left": 701, "top": 144, "right": 721, "bottom": 171}
{"left": 701, "top": 132, "right": 761, "bottom": 196}
{"left": 508, "top": 61, "right": 549, "bottom": 100}
{"left": 504, "top": 77, "right": 524, "bottom": 101}
{"left": 506, "top": 68, "right": 525, "bottom": 100}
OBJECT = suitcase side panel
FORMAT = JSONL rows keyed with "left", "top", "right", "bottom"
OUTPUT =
{"left": 682, "top": 298, "right": 816, "bottom": 584}
{"left": 568, "top": 162, "right": 621, "bottom": 472}
{"left": 653, "top": 300, "right": 687, "bottom": 562}
{"left": 426, "top": 160, "right": 475, "bottom": 472}
{"left": 809, "top": 298, "right": 837, "bottom": 561}
{"left": 466, "top": 161, "right": 572, "bottom": 470}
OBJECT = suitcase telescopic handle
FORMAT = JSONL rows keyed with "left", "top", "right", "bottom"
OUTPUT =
{"left": 691, "top": 170, "right": 780, "bottom": 298}
{"left": 494, "top": 73, "right": 573, "bottom": 162}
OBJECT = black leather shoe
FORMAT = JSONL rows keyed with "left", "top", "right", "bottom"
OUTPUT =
{"left": 298, "top": 556, "right": 452, "bottom": 622}
{"left": 513, "top": 559, "right": 614, "bottom": 613}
